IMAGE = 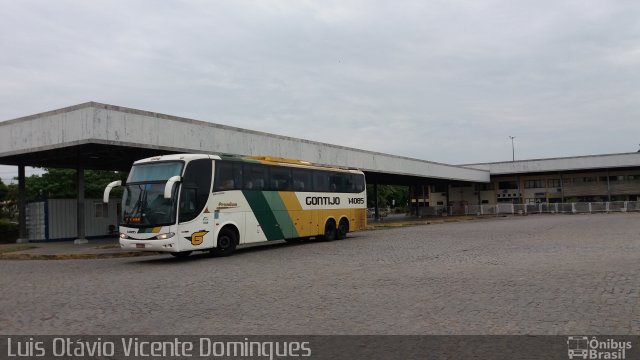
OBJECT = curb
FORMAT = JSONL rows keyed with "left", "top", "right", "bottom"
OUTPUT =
{"left": 1, "top": 216, "right": 481, "bottom": 260}
{"left": 0, "top": 251, "right": 163, "bottom": 261}
{"left": 366, "top": 216, "right": 478, "bottom": 230}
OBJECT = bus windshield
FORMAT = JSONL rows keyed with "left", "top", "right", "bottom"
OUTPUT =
{"left": 122, "top": 161, "right": 183, "bottom": 227}
{"left": 127, "top": 161, "right": 184, "bottom": 183}
{"left": 122, "top": 183, "right": 178, "bottom": 227}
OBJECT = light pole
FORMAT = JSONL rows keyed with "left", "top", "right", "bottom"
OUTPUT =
{"left": 509, "top": 135, "right": 520, "bottom": 204}
{"left": 509, "top": 136, "right": 515, "bottom": 161}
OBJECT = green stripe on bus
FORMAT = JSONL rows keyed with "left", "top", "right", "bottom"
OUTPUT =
{"left": 242, "top": 190, "right": 285, "bottom": 240}
{"left": 263, "top": 192, "right": 299, "bottom": 238}
{"left": 219, "top": 155, "right": 261, "bottom": 163}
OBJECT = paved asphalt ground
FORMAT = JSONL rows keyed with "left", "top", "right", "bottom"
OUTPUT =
{"left": 1, "top": 213, "right": 639, "bottom": 335}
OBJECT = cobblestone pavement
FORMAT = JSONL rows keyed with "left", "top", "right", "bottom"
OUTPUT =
{"left": 1, "top": 213, "right": 639, "bottom": 335}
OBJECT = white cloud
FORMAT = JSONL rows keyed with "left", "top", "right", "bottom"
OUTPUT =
{"left": 0, "top": 0, "right": 639, "bottom": 180}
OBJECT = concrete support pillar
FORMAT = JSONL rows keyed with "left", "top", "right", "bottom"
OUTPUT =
{"left": 606, "top": 170, "right": 611, "bottom": 202}
{"left": 408, "top": 185, "right": 415, "bottom": 215}
{"left": 559, "top": 172, "right": 565, "bottom": 203}
{"left": 373, "top": 183, "right": 379, "bottom": 220}
{"left": 16, "top": 165, "right": 28, "bottom": 243}
{"left": 74, "top": 165, "right": 88, "bottom": 244}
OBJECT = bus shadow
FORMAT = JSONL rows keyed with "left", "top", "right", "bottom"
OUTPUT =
{"left": 127, "top": 235, "right": 362, "bottom": 265}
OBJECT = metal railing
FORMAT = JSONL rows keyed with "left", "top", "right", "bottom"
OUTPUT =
{"left": 415, "top": 201, "right": 640, "bottom": 217}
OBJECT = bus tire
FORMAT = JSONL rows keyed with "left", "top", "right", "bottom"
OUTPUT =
{"left": 213, "top": 227, "right": 237, "bottom": 257}
{"left": 337, "top": 218, "right": 349, "bottom": 240}
{"left": 320, "top": 219, "right": 337, "bottom": 241}
{"left": 170, "top": 251, "right": 192, "bottom": 258}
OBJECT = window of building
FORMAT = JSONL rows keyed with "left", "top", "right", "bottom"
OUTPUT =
{"left": 432, "top": 184, "right": 447, "bottom": 192}
{"left": 95, "top": 203, "right": 108, "bottom": 218}
{"left": 547, "top": 179, "right": 561, "bottom": 188}
{"left": 475, "top": 183, "right": 494, "bottom": 191}
{"left": 575, "top": 176, "right": 596, "bottom": 183}
{"left": 524, "top": 180, "right": 545, "bottom": 188}
{"left": 498, "top": 181, "right": 518, "bottom": 190}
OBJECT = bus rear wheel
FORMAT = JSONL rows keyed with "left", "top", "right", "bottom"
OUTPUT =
{"left": 213, "top": 228, "right": 237, "bottom": 257}
{"left": 320, "top": 219, "right": 337, "bottom": 241}
{"left": 337, "top": 218, "right": 349, "bottom": 240}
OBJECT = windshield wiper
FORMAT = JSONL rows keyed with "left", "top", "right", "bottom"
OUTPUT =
{"left": 129, "top": 185, "right": 147, "bottom": 219}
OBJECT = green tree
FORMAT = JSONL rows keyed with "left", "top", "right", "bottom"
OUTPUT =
{"left": 367, "top": 184, "right": 409, "bottom": 208}
{"left": 7, "top": 168, "right": 127, "bottom": 201}
{"left": 0, "top": 179, "right": 8, "bottom": 201}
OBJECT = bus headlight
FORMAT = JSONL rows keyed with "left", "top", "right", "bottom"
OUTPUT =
{"left": 119, "top": 233, "right": 129, "bottom": 239}
{"left": 152, "top": 232, "right": 175, "bottom": 240}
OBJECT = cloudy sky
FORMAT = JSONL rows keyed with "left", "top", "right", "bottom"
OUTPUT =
{"left": 1, "top": 0, "right": 639, "bottom": 183}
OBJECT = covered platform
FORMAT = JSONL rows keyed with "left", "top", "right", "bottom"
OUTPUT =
{"left": 0, "top": 102, "right": 489, "bottom": 242}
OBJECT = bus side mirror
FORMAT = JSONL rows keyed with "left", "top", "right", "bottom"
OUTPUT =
{"left": 165, "top": 176, "right": 181, "bottom": 199}
{"left": 103, "top": 181, "right": 122, "bottom": 203}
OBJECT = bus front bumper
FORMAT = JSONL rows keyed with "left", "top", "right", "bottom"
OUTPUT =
{"left": 120, "top": 238, "right": 179, "bottom": 252}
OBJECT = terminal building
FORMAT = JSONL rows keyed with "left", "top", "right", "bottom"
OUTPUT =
{"left": 409, "top": 152, "right": 640, "bottom": 215}
{"left": 1, "top": 102, "right": 639, "bottom": 241}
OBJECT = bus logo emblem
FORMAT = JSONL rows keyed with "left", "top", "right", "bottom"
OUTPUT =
{"left": 185, "top": 230, "right": 209, "bottom": 245}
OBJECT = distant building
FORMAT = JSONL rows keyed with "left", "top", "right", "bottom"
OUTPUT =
{"left": 411, "top": 153, "right": 640, "bottom": 208}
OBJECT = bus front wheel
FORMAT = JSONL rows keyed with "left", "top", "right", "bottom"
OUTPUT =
{"left": 321, "top": 219, "right": 337, "bottom": 241}
{"left": 213, "top": 228, "right": 237, "bottom": 257}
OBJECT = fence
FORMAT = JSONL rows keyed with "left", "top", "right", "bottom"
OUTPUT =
{"left": 415, "top": 201, "right": 640, "bottom": 217}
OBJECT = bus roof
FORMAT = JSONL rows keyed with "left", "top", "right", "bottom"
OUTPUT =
{"left": 133, "top": 154, "right": 364, "bottom": 174}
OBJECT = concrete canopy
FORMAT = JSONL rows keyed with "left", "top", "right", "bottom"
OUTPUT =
{"left": 464, "top": 152, "right": 640, "bottom": 176}
{"left": 0, "top": 102, "right": 490, "bottom": 183}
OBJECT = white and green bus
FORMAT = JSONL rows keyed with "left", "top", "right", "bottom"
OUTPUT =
{"left": 104, "top": 154, "right": 367, "bottom": 258}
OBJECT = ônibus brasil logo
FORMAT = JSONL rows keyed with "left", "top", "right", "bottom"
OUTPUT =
{"left": 567, "top": 336, "right": 632, "bottom": 359}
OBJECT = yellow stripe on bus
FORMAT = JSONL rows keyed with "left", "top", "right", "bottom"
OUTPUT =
{"left": 278, "top": 192, "right": 303, "bottom": 211}
{"left": 277, "top": 192, "right": 309, "bottom": 236}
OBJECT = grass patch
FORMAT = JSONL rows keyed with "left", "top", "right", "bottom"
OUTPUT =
{"left": 0, "top": 244, "right": 38, "bottom": 254}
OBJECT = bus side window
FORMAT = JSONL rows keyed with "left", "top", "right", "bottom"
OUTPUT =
{"left": 345, "top": 175, "right": 355, "bottom": 193}
{"left": 214, "top": 162, "right": 236, "bottom": 191}
{"left": 270, "top": 167, "right": 292, "bottom": 191}
{"left": 292, "top": 169, "right": 311, "bottom": 191}
{"left": 354, "top": 174, "right": 365, "bottom": 193}
{"left": 313, "top": 171, "right": 329, "bottom": 192}
{"left": 180, "top": 187, "right": 196, "bottom": 214}
{"left": 179, "top": 159, "right": 212, "bottom": 223}
{"left": 244, "top": 164, "right": 267, "bottom": 190}
{"left": 329, "top": 173, "right": 345, "bottom": 192}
